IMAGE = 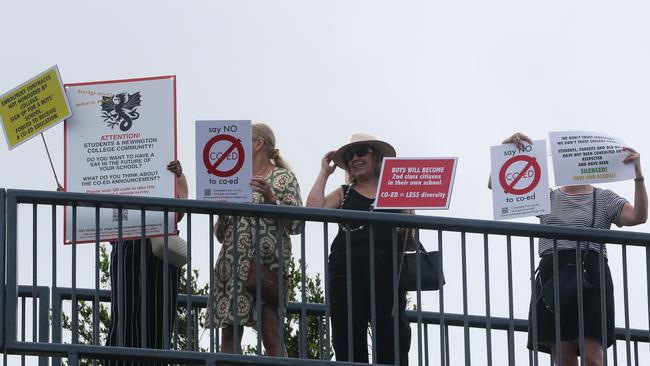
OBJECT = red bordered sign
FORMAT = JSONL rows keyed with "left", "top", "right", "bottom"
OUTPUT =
{"left": 375, "top": 157, "right": 458, "bottom": 210}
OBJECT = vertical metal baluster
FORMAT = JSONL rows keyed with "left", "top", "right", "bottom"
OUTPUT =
{"left": 21, "top": 297, "right": 25, "bottom": 366}
{"left": 140, "top": 209, "right": 147, "bottom": 347}
{"left": 32, "top": 204, "right": 37, "bottom": 343}
{"left": 576, "top": 242, "right": 586, "bottom": 366}
{"left": 369, "top": 224, "right": 377, "bottom": 364}
{"left": 186, "top": 213, "right": 193, "bottom": 351}
{"left": 529, "top": 237, "right": 539, "bottom": 366}
{"left": 552, "top": 240, "right": 562, "bottom": 364}
{"left": 116, "top": 206, "right": 124, "bottom": 347}
{"left": 438, "top": 230, "right": 447, "bottom": 366}
{"left": 613, "top": 341, "right": 618, "bottom": 366}
{"left": 71, "top": 204, "right": 78, "bottom": 345}
{"left": 506, "top": 235, "right": 515, "bottom": 366}
{"left": 647, "top": 247, "right": 650, "bottom": 353}
{"left": 51, "top": 204, "right": 60, "bottom": 366}
{"left": 633, "top": 341, "right": 638, "bottom": 366}
{"left": 0, "top": 190, "right": 5, "bottom": 357}
{"left": 208, "top": 214, "right": 215, "bottom": 353}
{"left": 600, "top": 243, "right": 608, "bottom": 366}
{"left": 277, "top": 219, "right": 286, "bottom": 355}
{"left": 163, "top": 209, "right": 170, "bottom": 349}
{"left": 424, "top": 323, "right": 430, "bottom": 366}
{"left": 323, "top": 223, "right": 331, "bottom": 358}
{"left": 416, "top": 229, "right": 423, "bottom": 366}
{"left": 392, "top": 227, "right": 400, "bottom": 365}
{"left": 461, "top": 232, "right": 471, "bottom": 366}
{"left": 255, "top": 216, "right": 264, "bottom": 356}
{"left": 255, "top": 217, "right": 262, "bottom": 355}
{"left": 345, "top": 223, "right": 353, "bottom": 361}
{"left": 300, "top": 223, "right": 307, "bottom": 359}
{"left": 483, "top": 233, "right": 492, "bottom": 366}
{"left": 194, "top": 305, "right": 200, "bottom": 351}
{"left": 94, "top": 207, "right": 100, "bottom": 353}
{"left": 622, "top": 244, "right": 631, "bottom": 366}
{"left": 231, "top": 216, "right": 239, "bottom": 353}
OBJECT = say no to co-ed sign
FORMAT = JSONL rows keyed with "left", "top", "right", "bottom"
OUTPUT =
{"left": 490, "top": 140, "right": 550, "bottom": 220}
{"left": 195, "top": 120, "right": 252, "bottom": 202}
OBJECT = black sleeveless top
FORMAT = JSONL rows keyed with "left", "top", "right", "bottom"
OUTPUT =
{"left": 329, "top": 185, "right": 400, "bottom": 261}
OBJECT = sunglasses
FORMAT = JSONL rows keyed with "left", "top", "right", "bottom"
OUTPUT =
{"left": 343, "top": 145, "right": 373, "bottom": 163}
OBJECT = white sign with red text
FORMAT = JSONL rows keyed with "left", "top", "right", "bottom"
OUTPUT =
{"left": 490, "top": 140, "right": 550, "bottom": 220}
{"left": 64, "top": 76, "right": 176, "bottom": 243}
{"left": 195, "top": 120, "right": 252, "bottom": 202}
{"left": 375, "top": 158, "right": 457, "bottom": 210}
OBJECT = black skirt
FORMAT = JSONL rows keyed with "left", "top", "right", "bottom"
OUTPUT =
{"left": 527, "top": 250, "right": 615, "bottom": 354}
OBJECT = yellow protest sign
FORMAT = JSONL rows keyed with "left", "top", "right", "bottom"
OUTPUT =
{"left": 0, "top": 65, "right": 72, "bottom": 149}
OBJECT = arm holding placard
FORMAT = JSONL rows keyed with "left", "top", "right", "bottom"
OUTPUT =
{"left": 487, "top": 132, "right": 534, "bottom": 190}
{"left": 167, "top": 160, "right": 188, "bottom": 223}
{"left": 618, "top": 147, "right": 647, "bottom": 226}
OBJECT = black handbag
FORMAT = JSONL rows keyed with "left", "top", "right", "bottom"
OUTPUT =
{"left": 398, "top": 245, "right": 445, "bottom": 291}
{"left": 397, "top": 229, "right": 445, "bottom": 291}
{"left": 537, "top": 190, "right": 597, "bottom": 314}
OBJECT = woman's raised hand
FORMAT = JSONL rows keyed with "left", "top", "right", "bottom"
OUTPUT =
{"left": 321, "top": 151, "right": 337, "bottom": 176}
{"left": 623, "top": 147, "right": 643, "bottom": 178}
{"left": 502, "top": 132, "right": 533, "bottom": 151}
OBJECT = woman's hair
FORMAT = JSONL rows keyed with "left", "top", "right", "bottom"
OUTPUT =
{"left": 345, "top": 147, "right": 383, "bottom": 185}
{"left": 252, "top": 122, "right": 291, "bottom": 171}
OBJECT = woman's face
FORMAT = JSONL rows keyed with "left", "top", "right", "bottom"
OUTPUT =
{"left": 345, "top": 145, "right": 376, "bottom": 179}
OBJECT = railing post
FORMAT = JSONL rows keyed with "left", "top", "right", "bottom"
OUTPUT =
{"left": 5, "top": 190, "right": 18, "bottom": 344}
{"left": 0, "top": 189, "right": 6, "bottom": 353}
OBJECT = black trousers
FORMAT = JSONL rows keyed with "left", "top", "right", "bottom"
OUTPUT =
{"left": 104, "top": 240, "right": 180, "bottom": 366}
{"left": 329, "top": 251, "right": 411, "bottom": 365}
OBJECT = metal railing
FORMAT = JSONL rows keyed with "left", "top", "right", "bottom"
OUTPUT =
{"left": 2, "top": 188, "right": 650, "bottom": 365}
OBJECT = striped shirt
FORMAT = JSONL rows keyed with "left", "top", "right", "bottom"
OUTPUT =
{"left": 538, "top": 188, "right": 627, "bottom": 257}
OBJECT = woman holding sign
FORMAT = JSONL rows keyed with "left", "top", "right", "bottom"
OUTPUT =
{"left": 209, "top": 123, "right": 302, "bottom": 357}
{"left": 306, "top": 133, "right": 412, "bottom": 365}
{"left": 104, "top": 160, "right": 188, "bottom": 366}
{"left": 497, "top": 132, "right": 647, "bottom": 366}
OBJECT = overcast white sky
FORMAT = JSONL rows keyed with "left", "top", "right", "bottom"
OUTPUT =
{"left": 2, "top": 1, "right": 650, "bottom": 364}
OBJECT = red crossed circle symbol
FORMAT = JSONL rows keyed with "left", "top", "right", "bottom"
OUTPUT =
{"left": 202, "top": 134, "right": 245, "bottom": 177}
{"left": 498, "top": 155, "right": 541, "bottom": 195}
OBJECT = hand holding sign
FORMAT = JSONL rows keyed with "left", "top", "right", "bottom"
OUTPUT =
{"left": 622, "top": 147, "right": 643, "bottom": 179}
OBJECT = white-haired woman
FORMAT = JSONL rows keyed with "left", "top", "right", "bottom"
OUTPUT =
{"left": 209, "top": 123, "right": 302, "bottom": 357}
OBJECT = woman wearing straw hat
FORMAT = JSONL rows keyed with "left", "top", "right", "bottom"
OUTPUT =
{"left": 307, "top": 133, "right": 412, "bottom": 365}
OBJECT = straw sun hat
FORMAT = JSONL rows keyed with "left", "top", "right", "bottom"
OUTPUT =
{"left": 332, "top": 133, "right": 396, "bottom": 169}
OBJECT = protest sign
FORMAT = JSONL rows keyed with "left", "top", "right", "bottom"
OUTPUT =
{"left": 549, "top": 131, "right": 635, "bottom": 186}
{"left": 64, "top": 76, "right": 176, "bottom": 243}
{"left": 0, "top": 65, "right": 71, "bottom": 149}
{"left": 490, "top": 140, "right": 550, "bottom": 220}
{"left": 195, "top": 120, "right": 252, "bottom": 202}
{"left": 374, "top": 158, "right": 457, "bottom": 210}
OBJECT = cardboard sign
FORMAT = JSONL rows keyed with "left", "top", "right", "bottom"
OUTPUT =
{"left": 195, "top": 120, "right": 252, "bottom": 202}
{"left": 64, "top": 76, "right": 177, "bottom": 243}
{"left": 549, "top": 131, "right": 635, "bottom": 186}
{"left": 374, "top": 158, "right": 457, "bottom": 210}
{"left": 490, "top": 140, "right": 551, "bottom": 220}
{"left": 0, "top": 65, "right": 71, "bottom": 149}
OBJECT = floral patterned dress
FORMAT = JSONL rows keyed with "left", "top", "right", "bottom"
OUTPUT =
{"left": 210, "top": 166, "right": 302, "bottom": 327}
